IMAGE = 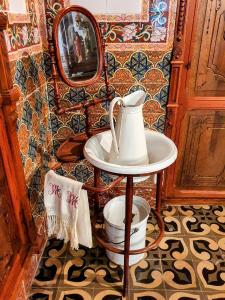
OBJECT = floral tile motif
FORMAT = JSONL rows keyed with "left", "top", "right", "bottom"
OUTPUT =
{"left": 5, "top": 0, "right": 42, "bottom": 54}
{"left": 101, "top": 0, "right": 175, "bottom": 49}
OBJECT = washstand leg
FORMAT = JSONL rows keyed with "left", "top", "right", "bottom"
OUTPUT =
{"left": 156, "top": 172, "right": 163, "bottom": 213}
{"left": 94, "top": 167, "right": 101, "bottom": 214}
{"left": 123, "top": 176, "right": 134, "bottom": 297}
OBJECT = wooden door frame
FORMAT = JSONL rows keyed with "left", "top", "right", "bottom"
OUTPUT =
{"left": 164, "top": 0, "right": 225, "bottom": 205}
{"left": 0, "top": 13, "right": 45, "bottom": 299}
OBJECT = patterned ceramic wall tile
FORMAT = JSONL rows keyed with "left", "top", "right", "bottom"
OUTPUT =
{"left": 40, "top": 0, "right": 177, "bottom": 211}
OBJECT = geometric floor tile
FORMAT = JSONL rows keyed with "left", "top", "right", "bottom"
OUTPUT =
{"left": 30, "top": 205, "right": 225, "bottom": 299}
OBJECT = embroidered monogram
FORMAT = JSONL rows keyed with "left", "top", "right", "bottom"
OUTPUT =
{"left": 48, "top": 183, "right": 62, "bottom": 198}
{"left": 67, "top": 191, "right": 79, "bottom": 207}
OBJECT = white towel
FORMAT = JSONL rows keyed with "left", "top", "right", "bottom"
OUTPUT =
{"left": 44, "top": 170, "right": 92, "bottom": 249}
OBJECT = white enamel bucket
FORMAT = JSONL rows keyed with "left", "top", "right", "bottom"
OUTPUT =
{"left": 103, "top": 195, "right": 150, "bottom": 266}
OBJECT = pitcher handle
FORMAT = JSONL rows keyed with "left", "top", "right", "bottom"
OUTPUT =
{"left": 109, "top": 97, "right": 123, "bottom": 154}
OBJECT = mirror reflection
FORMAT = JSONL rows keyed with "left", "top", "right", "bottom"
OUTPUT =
{"left": 58, "top": 11, "right": 98, "bottom": 82}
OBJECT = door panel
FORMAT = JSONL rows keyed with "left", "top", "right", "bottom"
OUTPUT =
{"left": 176, "top": 110, "right": 225, "bottom": 188}
{"left": 188, "top": 0, "right": 225, "bottom": 97}
{"left": 0, "top": 150, "right": 18, "bottom": 282}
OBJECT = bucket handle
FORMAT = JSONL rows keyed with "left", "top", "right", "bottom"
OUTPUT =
{"left": 108, "top": 227, "right": 139, "bottom": 245}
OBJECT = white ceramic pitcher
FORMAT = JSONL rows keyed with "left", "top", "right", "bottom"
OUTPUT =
{"left": 109, "top": 90, "right": 149, "bottom": 166}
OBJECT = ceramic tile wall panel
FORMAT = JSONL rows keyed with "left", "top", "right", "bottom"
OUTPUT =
{"left": 0, "top": 0, "right": 52, "bottom": 230}
{"left": 44, "top": 0, "right": 177, "bottom": 207}
{"left": 0, "top": 1, "right": 51, "bottom": 295}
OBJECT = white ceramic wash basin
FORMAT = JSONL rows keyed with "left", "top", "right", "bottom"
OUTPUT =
{"left": 84, "top": 130, "right": 177, "bottom": 175}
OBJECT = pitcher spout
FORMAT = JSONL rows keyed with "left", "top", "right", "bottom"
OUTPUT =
{"left": 122, "top": 90, "right": 145, "bottom": 107}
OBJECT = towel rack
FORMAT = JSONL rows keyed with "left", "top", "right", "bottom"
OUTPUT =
{"left": 49, "top": 162, "right": 125, "bottom": 193}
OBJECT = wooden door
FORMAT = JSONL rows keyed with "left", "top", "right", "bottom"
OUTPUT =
{"left": 0, "top": 147, "right": 19, "bottom": 282}
{"left": 164, "top": 0, "right": 225, "bottom": 204}
{"left": 0, "top": 13, "right": 38, "bottom": 299}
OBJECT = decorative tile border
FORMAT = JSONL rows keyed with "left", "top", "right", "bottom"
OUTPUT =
{"left": 4, "top": 0, "right": 48, "bottom": 60}
{"left": 103, "top": 0, "right": 177, "bottom": 51}
{"left": 45, "top": 0, "right": 177, "bottom": 51}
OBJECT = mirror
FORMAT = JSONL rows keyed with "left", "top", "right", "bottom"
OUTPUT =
{"left": 53, "top": 6, "right": 103, "bottom": 87}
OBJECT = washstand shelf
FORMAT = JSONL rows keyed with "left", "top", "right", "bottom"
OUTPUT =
{"left": 83, "top": 129, "right": 177, "bottom": 297}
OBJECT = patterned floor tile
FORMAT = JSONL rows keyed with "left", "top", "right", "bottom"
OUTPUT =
{"left": 59, "top": 249, "right": 96, "bottom": 288}
{"left": 163, "top": 215, "right": 183, "bottom": 236}
{"left": 30, "top": 205, "right": 225, "bottom": 298}
{"left": 179, "top": 206, "right": 225, "bottom": 237}
{"left": 218, "top": 237, "right": 225, "bottom": 258}
{"left": 32, "top": 257, "right": 64, "bottom": 287}
{"left": 159, "top": 237, "right": 191, "bottom": 260}
{"left": 93, "top": 288, "right": 125, "bottom": 300}
{"left": 181, "top": 213, "right": 225, "bottom": 237}
{"left": 28, "top": 288, "right": 58, "bottom": 299}
{"left": 161, "top": 260, "right": 200, "bottom": 291}
{"left": 130, "top": 289, "right": 167, "bottom": 300}
{"left": 145, "top": 237, "right": 161, "bottom": 260}
{"left": 196, "top": 260, "right": 225, "bottom": 291}
{"left": 42, "top": 238, "right": 68, "bottom": 258}
{"left": 205, "top": 292, "right": 225, "bottom": 299}
{"left": 60, "top": 244, "right": 123, "bottom": 289}
{"left": 189, "top": 237, "right": 224, "bottom": 261}
{"left": 56, "top": 288, "right": 94, "bottom": 300}
{"left": 162, "top": 206, "right": 180, "bottom": 217}
{"left": 130, "top": 258, "right": 164, "bottom": 290}
{"left": 178, "top": 206, "right": 212, "bottom": 217}
{"left": 166, "top": 291, "right": 203, "bottom": 300}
